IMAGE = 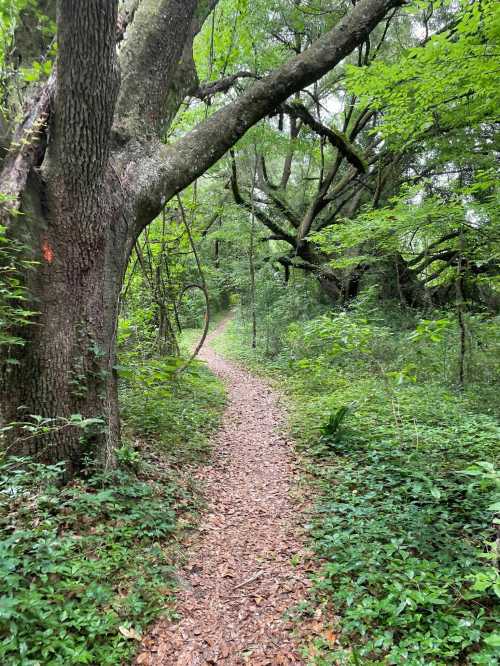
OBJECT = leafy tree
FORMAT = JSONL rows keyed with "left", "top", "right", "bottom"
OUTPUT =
{"left": 227, "top": 0, "right": 499, "bottom": 307}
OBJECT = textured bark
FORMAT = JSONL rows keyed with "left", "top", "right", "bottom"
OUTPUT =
{"left": 0, "top": 0, "right": 404, "bottom": 473}
{"left": 1, "top": 1, "right": 123, "bottom": 474}
{"left": 0, "top": 72, "right": 55, "bottom": 217}
{"left": 116, "top": 0, "right": 217, "bottom": 136}
{"left": 116, "top": 0, "right": 198, "bottom": 136}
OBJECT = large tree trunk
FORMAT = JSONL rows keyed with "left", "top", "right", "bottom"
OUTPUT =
{"left": 1, "top": 176, "right": 129, "bottom": 475}
{"left": 1, "top": 0, "right": 123, "bottom": 474}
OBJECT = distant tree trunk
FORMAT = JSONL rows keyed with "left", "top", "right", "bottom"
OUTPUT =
{"left": 376, "top": 254, "right": 428, "bottom": 307}
{"left": 249, "top": 161, "right": 258, "bottom": 349}
{"left": 317, "top": 273, "right": 342, "bottom": 303}
{"left": 455, "top": 249, "right": 467, "bottom": 387}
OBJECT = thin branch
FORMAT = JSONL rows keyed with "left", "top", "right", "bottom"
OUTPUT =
{"left": 282, "top": 101, "right": 367, "bottom": 174}
{"left": 230, "top": 152, "right": 296, "bottom": 247}
{"left": 174, "top": 194, "right": 210, "bottom": 373}
{"left": 194, "top": 71, "right": 260, "bottom": 101}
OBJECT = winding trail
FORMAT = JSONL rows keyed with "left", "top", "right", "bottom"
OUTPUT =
{"left": 137, "top": 319, "right": 310, "bottom": 665}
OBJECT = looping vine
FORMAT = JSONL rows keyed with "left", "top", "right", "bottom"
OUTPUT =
{"left": 174, "top": 195, "right": 210, "bottom": 375}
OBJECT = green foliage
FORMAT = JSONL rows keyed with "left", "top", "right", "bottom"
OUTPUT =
{"left": 219, "top": 300, "right": 500, "bottom": 665}
{"left": 346, "top": 0, "right": 500, "bottom": 145}
{"left": 0, "top": 318, "right": 225, "bottom": 665}
{"left": 119, "top": 354, "right": 225, "bottom": 465}
{"left": 0, "top": 0, "right": 55, "bottom": 109}
{"left": 312, "top": 172, "right": 499, "bottom": 297}
{"left": 0, "top": 216, "right": 37, "bottom": 351}
{"left": 1, "top": 1, "right": 498, "bottom": 663}
{"left": 0, "top": 459, "right": 179, "bottom": 665}
{"left": 0, "top": 349, "right": 225, "bottom": 664}
{"left": 114, "top": 443, "right": 141, "bottom": 470}
{"left": 306, "top": 405, "right": 499, "bottom": 665}
{"left": 315, "top": 404, "right": 356, "bottom": 455}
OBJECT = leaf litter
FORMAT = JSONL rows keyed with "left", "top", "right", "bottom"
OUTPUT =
{"left": 135, "top": 321, "right": 312, "bottom": 665}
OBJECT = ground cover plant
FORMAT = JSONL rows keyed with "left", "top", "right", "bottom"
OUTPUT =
{"left": 216, "top": 304, "right": 500, "bottom": 665}
{"left": 0, "top": 345, "right": 225, "bottom": 665}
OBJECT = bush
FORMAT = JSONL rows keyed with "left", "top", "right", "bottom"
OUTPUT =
{"left": 119, "top": 355, "right": 225, "bottom": 464}
{"left": 0, "top": 461, "right": 178, "bottom": 665}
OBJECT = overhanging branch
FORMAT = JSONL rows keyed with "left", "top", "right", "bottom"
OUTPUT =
{"left": 230, "top": 152, "right": 296, "bottom": 247}
{"left": 194, "top": 71, "right": 260, "bottom": 101}
{"left": 134, "top": 0, "right": 405, "bottom": 226}
{"left": 282, "top": 101, "right": 367, "bottom": 174}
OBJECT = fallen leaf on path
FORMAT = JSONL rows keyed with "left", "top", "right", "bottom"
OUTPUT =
{"left": 119, "top": 625, "right": 141, "bottom": 641}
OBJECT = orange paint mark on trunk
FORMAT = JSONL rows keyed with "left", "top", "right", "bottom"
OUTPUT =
{"left": 42, "top": 240, "right": 54, "bottom": 263}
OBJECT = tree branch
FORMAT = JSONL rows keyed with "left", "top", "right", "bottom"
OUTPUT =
{"left": 0, "top": 70, "right": 55, "bottom": 219}
{"left": 282, "top": 101, "right": 367, "bottom": 174}
{"left": 230, "top": 153, "right": 296, "bottom": 247}
{"left": 280, "top": 113, "right": 301, "bottom": 189}
{"left": 256, "top": 155, "right": 301, "bottom": 229}
{"left": 194, "top": 71, "right": 260, "bottom": 101}
{"left": 134, "top": 0, "right": 405, "bottom": 226}
{"left": 116, "top": 0, "right": 217, "bottom": 137}
{"left": 414, "top": 249, "right": 460, "bottom": 276}
{"left": 407, "top": 230, "right": 462, "bottom": 267}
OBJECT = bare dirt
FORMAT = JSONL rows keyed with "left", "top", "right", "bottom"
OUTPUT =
{"left": 136, "top": 319, "right": 311, "bottom": 665}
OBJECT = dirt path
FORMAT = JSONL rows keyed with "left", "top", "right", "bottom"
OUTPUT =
{"left": 137, "top": 319, "right": 310, "bottom": 665}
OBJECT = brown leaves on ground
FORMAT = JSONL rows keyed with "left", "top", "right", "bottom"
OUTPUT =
{"left": 134, "top": 321, "right": 312, "bottom": 665}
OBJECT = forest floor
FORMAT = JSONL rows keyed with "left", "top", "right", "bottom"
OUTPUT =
{"left": 135, "top": 317, "right": 312, "bottom": 665}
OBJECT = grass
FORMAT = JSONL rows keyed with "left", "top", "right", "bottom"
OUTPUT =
{"left": 178, "top": 309, "right": 228, "bottom": 355}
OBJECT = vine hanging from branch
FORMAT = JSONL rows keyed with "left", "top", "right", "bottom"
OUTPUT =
{"left": 174, "top": 194, "right": 210, "bottom": 374}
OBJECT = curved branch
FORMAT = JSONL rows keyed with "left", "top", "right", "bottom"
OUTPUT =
{"left": 175, "top": 283, "right": 210, "bottom": 374}
{"left": 174, "top": 193, "right": 211, "bottom": 373}
{"left": 230, "top": 153, "right": 296, "bottom": 247}
{"left": 407, "top": 230, "right": 462, "bottom": 267}
{"left": 282, "top": 101, "right": 367, "bottom": 174}
{"left": 194, "top": 71, "right": 260, "bottom": 101}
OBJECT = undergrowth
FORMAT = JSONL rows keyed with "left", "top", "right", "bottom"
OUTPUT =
{"left": 216, "top": 305, "right": 500, "bottom": 665}
{"left": 0, "top": 341, "right": 225, "bottom": 665}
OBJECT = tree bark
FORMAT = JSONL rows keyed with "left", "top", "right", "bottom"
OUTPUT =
{"left": 1, "top": 0, "right": 124, "bottom": 474}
